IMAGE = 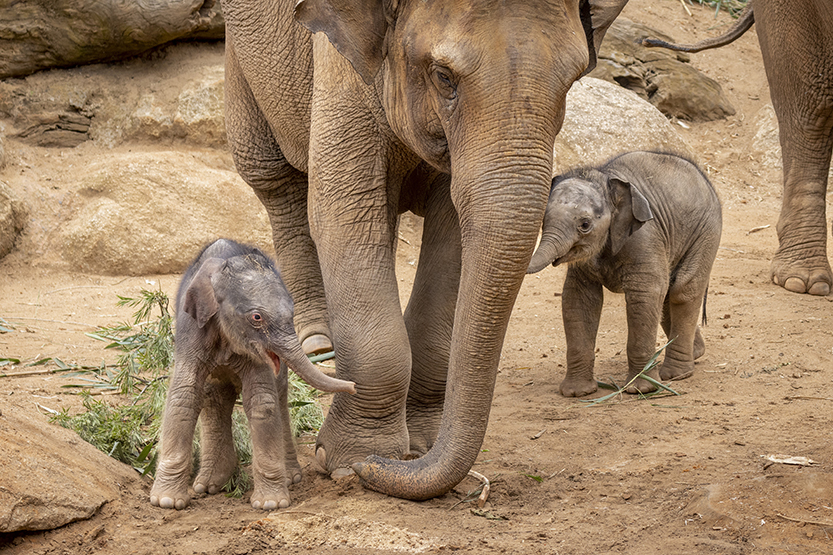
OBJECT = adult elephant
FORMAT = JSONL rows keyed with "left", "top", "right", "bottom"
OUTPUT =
{"left": 644, "top": 0, "right": 833, "bottom": 296}
{"left": 221, "top": 0, "right": 628, "bottom": 500}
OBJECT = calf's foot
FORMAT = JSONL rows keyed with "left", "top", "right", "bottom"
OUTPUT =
{"left": 150, "top": 470, "right": 191, "bottom": 510}
{"left": 559, "top": 374, "right": 598, "bottom": 398}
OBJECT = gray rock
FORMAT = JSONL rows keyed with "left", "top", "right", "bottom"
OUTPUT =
{"left": 0, "top": 405, "right": 140, "bottom": 533}
{"left": 57, "top": 151, "right": 272, "bottom": 275}
{"left": 589, "top": 19, "right": 735, "bottom": 122}
{"left": 0, "top": 180, "right": 27, "bottom": 260}
{"left": 555, "top": 77, "right": 694, "bottom": 173}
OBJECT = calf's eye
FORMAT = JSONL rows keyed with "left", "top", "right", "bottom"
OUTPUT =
{"left": 578, "top": 219, "right": 592, "bottom": 233}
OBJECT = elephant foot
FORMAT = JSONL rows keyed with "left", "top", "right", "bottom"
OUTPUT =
{"left": 314, "top": 447, "right": 356, "bottom": 478}
{"left": 559, "top": 375, "right": 598, "bottom": 397}
{"left": 250, "top": 481, "right": 291, "bottom": 510}
{"left": 285, "top": 457, "right": 303, "bottom": 485}
{"left": 405, "top": 404, "right": 442, "bottom": 456}
{"left": 659, "top": 360, "right": 695, "bottom": 382}
{"left": 624, "top": 367, "right": 659, "bottom": 395}
{"left": 302, "top": 333, "right": 333, "bottom": 356}
{"left": 314, "top": 413, "right": 408, "bottom": 476}
{"left": 193, "top": 452, "right": 238, "bottom": 495}
{"left": 771, "top": 251, "right": 832, "bottom": 296}
{"left": 150, "top": 478, "right": 191, "bottom": 510}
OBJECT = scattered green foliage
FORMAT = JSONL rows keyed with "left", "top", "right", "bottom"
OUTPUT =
{"left": 50, "top": 287, "right": 327, "bottom": 494}
{"left": 582, "top": 340, "right": 681, "bottom": 406}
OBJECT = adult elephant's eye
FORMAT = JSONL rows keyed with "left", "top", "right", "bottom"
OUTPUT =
{"left": 249, "top": 312, "right": 264, "bottom": 326}
{"left": 431, "top": 66, "right": 457, "bottom": 99}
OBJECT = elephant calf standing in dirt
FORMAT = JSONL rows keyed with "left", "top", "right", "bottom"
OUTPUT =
{"left": 150, "top": 239, "right": 355, "bottom": 511}
{"left": 527, "top": 151, "right": 722, "bottom": 397}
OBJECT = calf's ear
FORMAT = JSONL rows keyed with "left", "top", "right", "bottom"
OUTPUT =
{"left": 183, "top": 258, "right": 225, "bottom": 328}
{"left": 608, "top": 177, "right": 653, "bottom": 255}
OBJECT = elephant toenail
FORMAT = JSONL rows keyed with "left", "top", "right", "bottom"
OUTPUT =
{"left": 809, "top": 282, "right": 830, "bottom": 296}
{"left": 784, "top": 277, "right": 807, "bottom": 293}
{"left": 315, "top": 447, "right": 327, "bottom": 471}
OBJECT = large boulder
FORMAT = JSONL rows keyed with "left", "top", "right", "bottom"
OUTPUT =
{"left": 555, "top": 77, "right": 693, "bottom": 173}
{"left": 0, "top": 404, "right": 140, "bottom": 533}
{"left": 0, "top": 43, "right": 226, "bottom": 149}
{"left": 588, "top": 19, "right": 735, "bottom": 122}
{"left": 56, "top": 151, "right": 272, "bottom": 275}
{"left": 0, "top": 0, "right": 224, "bottom": 79}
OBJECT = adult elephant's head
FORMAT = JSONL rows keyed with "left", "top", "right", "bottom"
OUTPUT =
{"left": 295, "top": 0, "right": 628, "bottom": 499}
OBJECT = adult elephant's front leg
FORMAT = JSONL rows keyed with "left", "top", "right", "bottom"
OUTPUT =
{"left": 404, "top": 173, "right": 461, "bottom": 457}
{"left": 311, "top": 226, "right": 411, "bottom": 475}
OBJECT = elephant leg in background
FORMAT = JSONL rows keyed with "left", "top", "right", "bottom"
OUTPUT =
{"left": 560, "top": 267, "right": 604, "bottom": 397}
{"left": 623, "top": 273, "right": 669, "bottom": 394}
{"left": 758, "top": 1, "right": 833, "bottom": 296}
{"left": 657, "top": 283, "right": 705, "bottom": 382}
{"left": 404, "top": 172, "right": 461, "bottom": 457}
{"left": 240, "top": 366, "right": 292, "bottom": 510}
{"left": 192, "top": 375, "right": 239, "bottom": 495}
{"left": 224, "top": 39, "right": 331, "bottom": 354}
{"left": 661, "top": 302, "right": 706, "bottom": 361}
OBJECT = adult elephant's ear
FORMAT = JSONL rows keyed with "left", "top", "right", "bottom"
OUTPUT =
{"left": 295, "top": 0, "right": 388, "bottom": 85}
{"left": 183, "top": 258, "right": 225, "bottom": 328}
{"left": 608, "top": 176, "right": 653, "bottom": 255}
{"left": 580, "top": 0, "right": 629, "bottom": 76}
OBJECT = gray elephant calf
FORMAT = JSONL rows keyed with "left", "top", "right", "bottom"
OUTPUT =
{"left": 528, "top": 151, "right": 722, "bottom": 397}
{"left": 150, "top": 239, "right": 355, "bottom": 510}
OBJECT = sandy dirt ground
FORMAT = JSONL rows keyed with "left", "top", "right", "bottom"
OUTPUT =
{"left": 1, "top": 1, "right": 833, "bottom": 554}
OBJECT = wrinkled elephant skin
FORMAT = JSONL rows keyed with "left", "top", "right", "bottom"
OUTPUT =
{"left": 644, "top": 0, "right": 833, "bottom": 296}
{"left": 220, "top": 0, "right": 628, "bottom": 500}
{"left": 528, "top": 152, "right": 722, "bottom": 397}
{"left": 150, "top": 239, "right": 354, "bottom": 511}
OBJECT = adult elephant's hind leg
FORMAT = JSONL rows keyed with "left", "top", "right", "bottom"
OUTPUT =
{"left": 759, "top": 6, "right": 833, "bottom": 296}
{"left": 404, "top": 173, "right": 461, "bottom": 457}
{"left": 224, "top": 40, "right": 331, "bottom": 352}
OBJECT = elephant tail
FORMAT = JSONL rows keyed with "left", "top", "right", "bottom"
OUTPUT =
{"left": 701, "top": 288, "right": 708, "bottom": 327}
{"left": 641, "top": 3, "right": 754, "bottom": 53}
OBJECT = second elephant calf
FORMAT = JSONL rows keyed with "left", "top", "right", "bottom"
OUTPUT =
{"left": 528, "top": 151, "right": 722, "bottom": 397}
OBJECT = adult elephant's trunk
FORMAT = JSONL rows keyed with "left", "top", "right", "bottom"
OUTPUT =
{"left": 527, "top": 229, "right": 572, "bottom": 274}
{"left": 354, "top": 118, "right": 556, "bottom": 499}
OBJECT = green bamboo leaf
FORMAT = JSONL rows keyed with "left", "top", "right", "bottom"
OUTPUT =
{"left": 26, "top": 357, "right": 53, "bottom": 367}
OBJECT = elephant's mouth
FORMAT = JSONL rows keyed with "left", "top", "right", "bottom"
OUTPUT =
{"left": 267, "top": 350, "right": 283, "bottom": 377}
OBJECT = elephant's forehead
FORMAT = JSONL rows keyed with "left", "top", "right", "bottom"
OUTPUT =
{"left": 552, "top": 178, "right": 605, "bottom": 210}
